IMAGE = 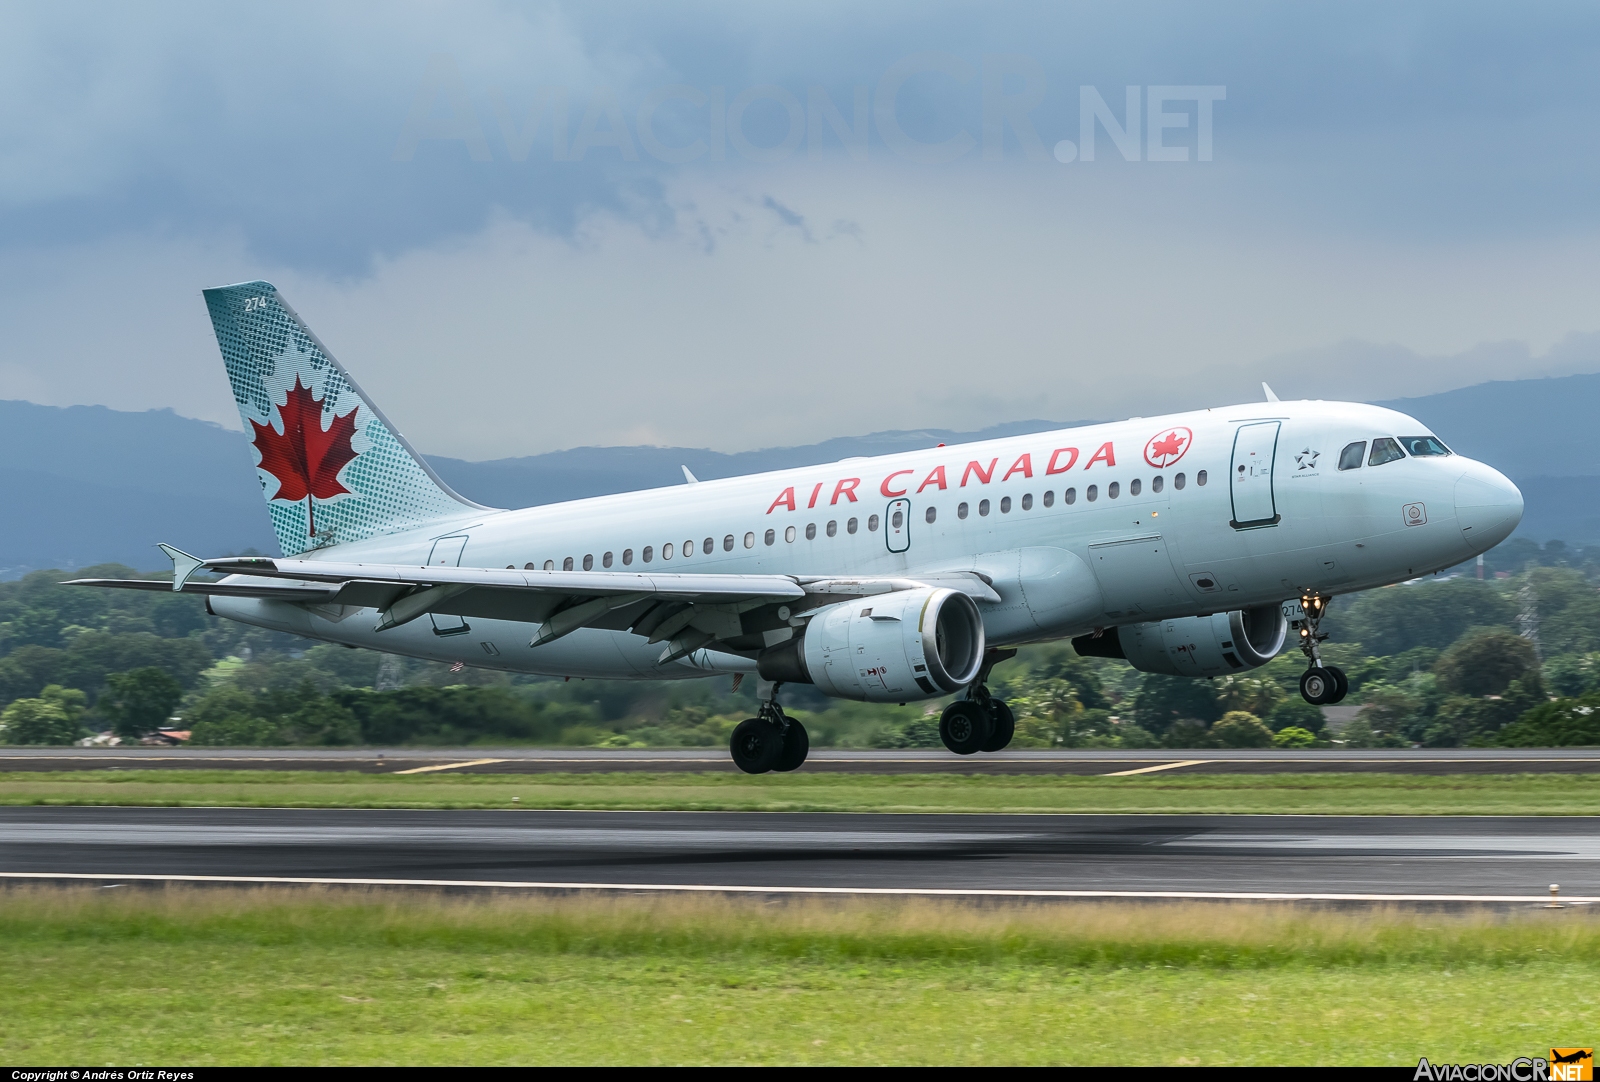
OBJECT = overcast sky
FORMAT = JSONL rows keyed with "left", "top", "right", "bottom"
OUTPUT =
{"left": 2, "top": 1, "right": 1598, "bottom": 459}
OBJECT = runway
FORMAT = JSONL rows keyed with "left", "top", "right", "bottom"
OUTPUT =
{"left": 5, "top": 747, "right": 1600, "bottom": 775}
{"left": 2, "top": 807, "right": 1596, "bottom": 901}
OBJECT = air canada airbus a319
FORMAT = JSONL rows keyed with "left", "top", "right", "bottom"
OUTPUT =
{"left": 75, "top": 282, "right": 1525, "bottom": 772}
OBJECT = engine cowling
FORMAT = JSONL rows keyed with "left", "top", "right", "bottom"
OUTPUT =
{"left": 1073, "top": 604, "right": 1287, "bottom": 677}
{"left": 757, "top": 587, "right": 985, "bottom": 702}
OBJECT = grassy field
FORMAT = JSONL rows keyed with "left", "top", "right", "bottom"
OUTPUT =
{"left": 0, "top": 769, "right": 1598, "bottom": 815}
{"left": 0, "top": 887, "right": 1593, "bottom": 1066}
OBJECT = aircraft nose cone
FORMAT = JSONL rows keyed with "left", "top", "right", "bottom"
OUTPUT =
{"left": 1455, "top": 466, "right": 1523, "bottom": 553}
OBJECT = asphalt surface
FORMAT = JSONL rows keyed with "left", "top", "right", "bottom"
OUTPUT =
{"left": 2, "top": 807, "right": 1596, "bottom": 900}
{"left": 5, "top": 747, "right": 1600, "bottom": 775}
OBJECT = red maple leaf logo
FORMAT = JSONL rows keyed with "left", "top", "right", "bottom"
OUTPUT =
{"left": 1151, "top": 431, "right": 1185, "bottom": 458}
{"left": 251, "top": 376, "right": 359, "bottom": 535}
{"left": 1144, "top": 426, "right": 1192, "bottom": 468}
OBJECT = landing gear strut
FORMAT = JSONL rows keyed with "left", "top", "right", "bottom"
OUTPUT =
{"left": 730, "top": 681, "right": 808, "bottom": 774}
{"left": 940, "top": 648, "right": 1017, "bottom": 755}
{"left": 1294, "top": 592, "right": 1348, "bottom": 706}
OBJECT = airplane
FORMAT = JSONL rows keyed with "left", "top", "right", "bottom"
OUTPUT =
{"left": 72, "top": 281, "right": 1524, "bottom": 772}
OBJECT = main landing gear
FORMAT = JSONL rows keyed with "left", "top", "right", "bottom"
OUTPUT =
{"left": 730, "top": 682, "right": 808, "bottom": 775}
{"left": 1294, "top": 592, "right": 1348, "bottom": 706}
{"left": 940, "top": 648, "right": 1017, "bottom": 755}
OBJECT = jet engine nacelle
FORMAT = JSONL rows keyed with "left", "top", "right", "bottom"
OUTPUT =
{"left": 1073, "top": 604, "right": 1288, "bottom": 678}
{"left": 757, "top": 587, "right": 985, "bottom": 702}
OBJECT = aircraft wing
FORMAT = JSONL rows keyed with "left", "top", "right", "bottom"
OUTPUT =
{"left": 68, "top": 549, "right": 999, "bottom": 664}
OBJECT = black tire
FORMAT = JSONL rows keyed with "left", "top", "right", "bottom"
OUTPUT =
{"left": 730, "top": 717, "right": 784, "bottom": 774}
{"left": 1299, "top": 667, "right": 1336, "bottom": 706}
{"left": 774, "top": 719, "right": 810, "bottom": 772}
{"left": 940, "top": 700, "right": 993, "bottom": 755}
{"left": 981, "top": 698, "right": 1015, "bottom": 752}
{"left": 1326, "top": 666, "right": 1349, "bottom": 704}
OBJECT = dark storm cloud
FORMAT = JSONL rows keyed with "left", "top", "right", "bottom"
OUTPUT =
{"left": 3, "top": 1, "right": 1599, "bottom": 276}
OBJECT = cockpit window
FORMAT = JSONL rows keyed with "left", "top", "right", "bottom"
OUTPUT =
{"left": 1338, "top": 442, "right": 1366, "bottom": 471}
{"left": 1368, "top": 437, "right": 1405, "bottom": 466}
{"left": 1399, "top": 435, "right": 1451, "bottom": 457}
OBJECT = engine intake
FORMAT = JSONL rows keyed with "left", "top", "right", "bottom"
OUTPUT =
{"left": 1073, "top": 604, "right": 1287, "bottom": 677}
{"left": 757, "top": 587, "right": 985, "bottom": 702}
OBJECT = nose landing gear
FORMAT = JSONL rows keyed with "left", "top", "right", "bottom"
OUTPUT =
{"left": 730, "top": 681, "right": 809, "bottom": 774}
{"left": 1294, "top": 592, "right": 1348, "bottom": 706}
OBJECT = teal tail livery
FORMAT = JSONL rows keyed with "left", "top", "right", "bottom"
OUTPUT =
{"left": 202, "top": 281, "right": 490, "bottom": 556}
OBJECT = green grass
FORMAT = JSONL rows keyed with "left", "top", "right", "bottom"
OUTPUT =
{"left": 1, "top": 770, "right": 1598, "bottom": 815}
{"left": 0, "top": 888, "right": 1594, "bottom": 1065}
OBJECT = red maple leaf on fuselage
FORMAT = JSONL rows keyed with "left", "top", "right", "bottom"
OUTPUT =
{"left": 251, "top": 377, "right": 359, "bottom": 508}
{"left": 1151, "top": 431, "right": 1186, "bottom": 459}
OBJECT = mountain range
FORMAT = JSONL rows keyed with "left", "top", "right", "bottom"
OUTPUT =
{"left": 3, "top": 373, "right": 1596, "bottom": 575}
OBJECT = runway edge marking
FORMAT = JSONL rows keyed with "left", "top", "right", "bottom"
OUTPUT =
{"left": 0, "top": 872, "right": 1594, "bottom": 904}
{"left": 1102, "top": 760, "right": 1207, "bottom": 777}
{"left": 390, "top": 758, "right": 509, "bottom": 775}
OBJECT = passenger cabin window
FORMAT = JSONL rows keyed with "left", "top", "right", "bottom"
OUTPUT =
{"left": 642, "top": 546, "right": 653, "bottom": 562}
{"left": 563, "top": 557, "right": 574, "bottom": 571}
{"left": 847, "top": 517, "right": 858, "bottom": 534}
{"left": 826, "top": 520, "right": 837, "bottom": 537}
{"left": 582, "top": 554, "right": 593, "bottom": 571}
{"left": 724, "top": 534, "right": 735, "bottom": 551}
{"left": 1107, "top": 482, "right": 1119, "bottom": 499}
{"left": 1338, "top": 442, "right": 1366, "bottom": 471}
{"left": 1021, "top": 493, "right": 1033, "bottom": 510}
{"left": 978, "top": 499, "right": 990, "bottom": 516}
{"left": 805, "top": 523, "right": 817, "bottom": 540}
{"left": 957, "top": 502, "right": 969, "bottom": 519}
{"left": 1129, "top": 479, "right": 1140, "bottom": 496}
{"left": 1064, "top": 487, "right": 1076, "bottom": 504}
{"left": 785, "top": 526, "right": 796, "bottom": 542}
{"left": 1400, "top": 435, "right": 1451, "bottom": 457}
{"left": 1174, "top": 473, "right": 1185, "bottom": 490}
{"left": 703, "top": 537, "right": 714, "bottom": 554}
{"left": 867, "top": 514, "right": 879, "bottom": 531}
{"left": 1151, "top": 476, "right": 1162, "bottom": 493}
{"left": 1196, "top": 470, "right": 1207, "bottom": 486}
{"left": 1369, "top": 437, "right": 1405, "bottom": 466}
{"left": 1042, "top": 490, "right": 1055, "bottom": 507}
{"left": 925, "top": 506, "right": 937, "bottom": 523}
{"left": 1086, "top": 485, "right": 1098, "bottom": 501}
{"left": 623, "top": 549, "right": 634, "bottom": 565}
{"left": 1000, "top": 496, "right": 1011, "bottom": 513}
{"left": 764, "top": 529, "right": 775, "bottom": 546}
{"left": 544, "top": 560, "right": 555, "bottom": 571}
{"left": 744, "top": 532, "right": 755, "bottom": 548}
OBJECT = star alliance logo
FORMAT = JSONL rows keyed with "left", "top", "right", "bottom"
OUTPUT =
{"left": 1295, "top": 447, "right": 1320, "bottom": 471}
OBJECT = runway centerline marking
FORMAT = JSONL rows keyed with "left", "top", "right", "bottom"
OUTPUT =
{"left": 390, "top": 758, "right": 507, "bottom": 775}
{"left": 0, "top": 871, "right": 1593, "bottom": 904}
{"left": 1103, "top": 760, "right": 1206, "bottom": 776}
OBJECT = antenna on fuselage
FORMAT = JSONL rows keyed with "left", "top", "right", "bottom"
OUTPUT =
{"left": 1262, "top": 382, "right": 1281, "bottom": 403}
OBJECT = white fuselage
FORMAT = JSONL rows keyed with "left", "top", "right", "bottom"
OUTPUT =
{"left": 211, "top": 399, "right": 1523, "bottom": 681}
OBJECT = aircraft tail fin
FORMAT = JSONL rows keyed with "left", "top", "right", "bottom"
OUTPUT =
{"left": 202, "top": 281, "right": 491, "bottom": 557}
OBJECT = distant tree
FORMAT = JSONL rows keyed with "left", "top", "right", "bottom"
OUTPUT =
{"left": 1134, "top": 675, "right": 1223, "bottom": 735}
{"left": 1266, "top": 697, "right": 1325, "bottom": 734}
{"left": 1433, "top": 630, "right": 1540, "bottom": 698}
{"left": 1543, "top": 652, "right": 1600, "bottom": 698}
{"left": 0, "top": 685, "right": 87, "bottom": 745}
{"left": 1211, "top": 711, "right": 1274, "bottom": 748}
{"left": 1271, "top": 726, "right": 1318, "bottom": 748}
{"left": 1339, "top": 580, "right": 1516, "bottom": 655}
{"left": 100, "top": 667, "right": 184, "bottom": 740}
{"left": 1160, "top": 718, "right": 1215, "bottom": 749}
{"left": 1498, "top": 695, "right": 1600, "bottom": 747}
